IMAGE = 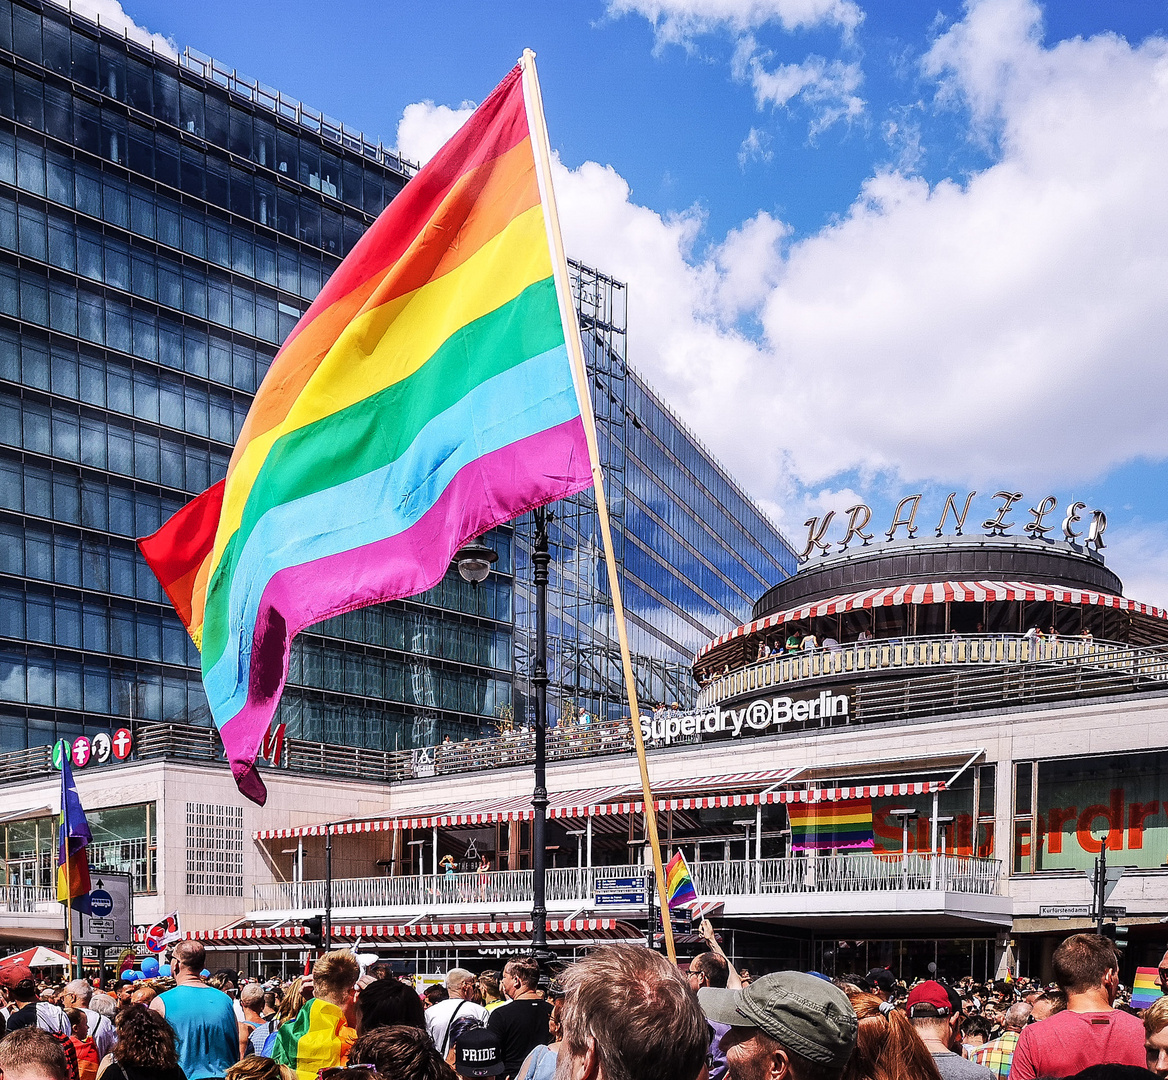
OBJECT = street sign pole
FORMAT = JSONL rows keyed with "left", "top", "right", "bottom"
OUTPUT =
{"left": 1095, "top": 842, "right": 1106, "bottom": 934}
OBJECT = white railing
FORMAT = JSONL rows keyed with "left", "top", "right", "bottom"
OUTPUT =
{"left": 0, "top": 883, "right": 59, "bottom": 912}
{"left": 696, "top": 634, "right": 1168, "bottom": 709}
{"left": 251, "top": 854, "right": 1002, "bottom": 913}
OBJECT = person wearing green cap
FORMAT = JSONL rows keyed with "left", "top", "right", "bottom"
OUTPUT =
{"left": 698, "top": 971, "right": 858, "bottom": 1080}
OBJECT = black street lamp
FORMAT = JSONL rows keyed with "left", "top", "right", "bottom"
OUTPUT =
{"left": 457, "top": 519, "right": 552, "bottom": 963}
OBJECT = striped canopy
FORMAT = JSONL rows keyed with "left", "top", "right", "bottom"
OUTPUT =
{"left": 697, "top": 579, "right": 1168, "bottom": 662}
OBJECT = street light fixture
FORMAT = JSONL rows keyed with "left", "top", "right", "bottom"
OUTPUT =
{"left": 454, "top": 540, "right": 498, "bottom": 586}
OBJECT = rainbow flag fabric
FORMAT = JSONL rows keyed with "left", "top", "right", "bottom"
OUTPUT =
{"left": 787, "top": 799, "right": 875, "bottom": 851}
{"left": 271, "top": 998, "right": 357, "bottom": 1080}
{"left": 1132, "top": 967, "right": 1164, "bottom": 1009}
{"left": 139, "top": 60, "right": 593, "bottom": 802}
{"left": 57, "top": 752, "right": 92, "bottom": 905}
{"left": 665, "top": 851, "right": 698, "bottom": 909}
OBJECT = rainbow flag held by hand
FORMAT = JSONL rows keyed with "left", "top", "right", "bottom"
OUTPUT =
{"left": 139, "top": 57, "right": 594, "bottom": 804}
{"left": 787, "top": 799, "right": 875, "bottom": 852}
{"left": 57, "top": 752, "right": 92, "bottom": 906}
{"left": 665, "top": 851, "right": 698, "bottom": 909}
{"left": 1132, "top": 967, "right": 1164, "bottom": 1009}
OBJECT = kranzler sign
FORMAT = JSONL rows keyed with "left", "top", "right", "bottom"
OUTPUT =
{"left": 642, "top": 688, "right": 853, "bottom": 747}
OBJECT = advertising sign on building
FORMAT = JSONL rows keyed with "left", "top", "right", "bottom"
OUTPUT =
{"left": 641, "top": 687, "right": 854, "bottom": 746}
{"left": 71, "top": 872, "right": 133, "bottom": 947}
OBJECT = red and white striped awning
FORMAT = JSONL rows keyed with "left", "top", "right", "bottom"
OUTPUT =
{"left": 191, "top": 918, "right": 639, "bottom": 947}
{"left": 777, "top": 780, "right": 944, "bottom": 802}
{"left": 254, "top": 769, "right": 803, "bottom": 840}
{"left": 697, "top": 579, "right": 1168, "bottom": 661}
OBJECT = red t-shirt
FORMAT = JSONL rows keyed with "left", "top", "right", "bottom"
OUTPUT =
{"left": 1009, "top": 1009, "right": 1146, "bottom": 1080}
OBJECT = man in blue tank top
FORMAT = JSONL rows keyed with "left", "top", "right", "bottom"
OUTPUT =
{"left": 151, "top": 941, "right": 242, "bottom": 1080}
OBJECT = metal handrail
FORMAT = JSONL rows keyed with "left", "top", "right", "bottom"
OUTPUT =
{"left": 0, "top": 883, "right": 59, "bottom": 912}
{"left": 250, "top": 854, "right": 1002, "bottom": 913}
{"left": 696, "top": 634, "right": 1168, "bottom": 709}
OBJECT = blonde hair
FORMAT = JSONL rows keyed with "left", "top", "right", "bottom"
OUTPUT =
{"left": 225, "top": 1058, "right": 296, "bottom": 1080}
{"left": 276, "top": 978, "right": 307, "bottom": 1026}
{"left": 313, "top": 950, "right": 361, "bottom": 1003}
{"left": 1145, "top": 996, "right": 1168, "bottom": 1037}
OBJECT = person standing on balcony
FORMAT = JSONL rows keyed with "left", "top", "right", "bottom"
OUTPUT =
{"left": 151, "top": 942, "right": 242, "bottom": 1080}
{"left": 425, "top": 972, "right": 488, "bottom": 1062}
{"left": 1008, "top": 935, "right": 1146, "bottom": 1080}
{"left": 906, "top": 981, "right": 996, "bottom": 1080}
{"left": 487, "top": 960, "right": 551, "bottom": 1080}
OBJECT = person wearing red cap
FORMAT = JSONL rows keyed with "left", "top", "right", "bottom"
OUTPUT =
{"left": 1009, "top": 934, "right": 1146, "bottom": 1080}
{"left": 906, "top": 981, "right": 994, "bottom": 1080}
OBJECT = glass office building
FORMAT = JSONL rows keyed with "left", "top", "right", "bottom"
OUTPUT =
{"left": 0, "top": 0, "right": 513, "bottom": 753}
{"left": 513, "top": 264, "right": 794, "bottom": 724}
{"left": 0, "top": 0, "right": 794, "bottom": 754}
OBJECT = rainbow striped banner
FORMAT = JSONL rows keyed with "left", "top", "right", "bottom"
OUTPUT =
{"left": 787, "top": 799, "right": 875, "bottom": 851}
{"left": 665, "top": 851, "right": 698, "bottom": 909}
{"left": 140, "top": 58, "right": 593, "bottom": 802}
{"left": 1132, "top": 967, "right": 1164, "bottom": 1009}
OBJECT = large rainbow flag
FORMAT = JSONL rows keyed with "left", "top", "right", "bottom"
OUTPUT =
{"left": 271, "top": 998, "right": 356, "bottom": 1080}
{"left": 1132, "top": 967, "right": 1164, "bottom": 1009}
{"left": 139, "top": 58, "right": 593, "bottom": 802}
{"left": 787, "top": 799, "right": 875, "bottom": 851}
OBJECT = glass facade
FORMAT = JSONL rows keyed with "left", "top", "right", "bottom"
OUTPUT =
{"left": 514, "top": 264, "right": 795, "bottom": 724}
{"left": 0, "top": 0, "right": 512, "bottom": 754}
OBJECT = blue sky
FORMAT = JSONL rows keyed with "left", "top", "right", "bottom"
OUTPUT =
{"left": 90, "top": 0, "right": 1168, "bottom": 604}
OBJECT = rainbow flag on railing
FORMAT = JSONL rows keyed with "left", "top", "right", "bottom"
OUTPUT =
{"left": 139, "top": 58, "right": 593, "bottom": 803}
{"left": 1132, "top": 967, "right": 1164, "bottom": 1009}
{"left": 665, "top": 851, "right": 698, "bottom": 909}
{"left": 787, "top": 799, "right": 875, "bottom": 851}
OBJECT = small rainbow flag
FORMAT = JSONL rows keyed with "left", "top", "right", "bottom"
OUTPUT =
{"left": 140, "top": 56, "right": 594, "bottom": 803}
{"left": 57, "top": 751, "right": 91, "bottom": 907}
{"left": 665, "top": 851, "right": 698, "bottom": 909}
{"left": 1132, "top": 967, "right": 1164, "bottom": 1009}
{"left": 787, "top": 799, "right": 875, "bottom": 852}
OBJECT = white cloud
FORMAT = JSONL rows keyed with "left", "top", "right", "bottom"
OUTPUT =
{"left": 47, "top": 0, "right": 177, "bottom": 59}
{"left": 1104, "top": 523, "right": 1168, "bottom": 611}
{"left": 606, "top": 0, "right": 863, "bottom": 47}
{"left": 396, "top": 101, "right": 476, "bottom": 166}
{"left": 738, "top": 126, "right": 774, "bottom": 168}
{"left": 734, "top": 41, "right": 865, "bottom": 132}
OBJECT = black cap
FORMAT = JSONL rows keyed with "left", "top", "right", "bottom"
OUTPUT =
{"left": 454, "top": 1028, "right": 505, "bottom": 1078}
{"left": 866, "top": 967, "right": 896, "bottom": 993}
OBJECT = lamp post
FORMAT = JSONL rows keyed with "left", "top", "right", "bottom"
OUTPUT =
{"left": 888, "top": 808, "right": 918, "bottom": 889}
{"left": 456, "top": 529, "right": 556, "bottom": 963}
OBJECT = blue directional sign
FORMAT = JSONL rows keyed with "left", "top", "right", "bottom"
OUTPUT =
{"left": 594, "top": 875, "right": 646, "bottom": 906}
{"left": 88, "top": 889, "right": 113, "bottom": 917}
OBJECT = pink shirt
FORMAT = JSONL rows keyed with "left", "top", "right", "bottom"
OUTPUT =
{"left": 1009, "top": 1009, "right": 1146, "bottom": 1080}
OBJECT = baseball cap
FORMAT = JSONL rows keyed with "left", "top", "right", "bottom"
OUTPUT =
{"left": 0, "top": 964, "right": 34, "bottom": 990}
{"left": 453, "top": 1028, "right": 505, "bottom": 1078}
{"left": 866, "top": 967, "right": 896, "bottom": 993}
{"left": 699, "top": 971, "right": 858, "bottom": 1069}
{"left": 906, "top": 980, "right": 952, "bottom": 1017}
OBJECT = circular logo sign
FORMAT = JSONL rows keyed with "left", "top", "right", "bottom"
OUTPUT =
{"left": 52, "top": 739, "right": 71, "bottom": 770}
{"left": 92, "top": 732, "right": 112, "bottom": 763}
{"left": 88, "top": 889, "right": 113, "bottom": 917}
{"left": 71, "top": 737, "right": 91, "bottom": 768}
{"left": 111, "top": 728, "right": 133, "bottom": 760}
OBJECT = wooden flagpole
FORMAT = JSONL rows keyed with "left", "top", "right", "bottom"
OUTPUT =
{"left": 519, "top": 48, "right": 677, "bottom": 962}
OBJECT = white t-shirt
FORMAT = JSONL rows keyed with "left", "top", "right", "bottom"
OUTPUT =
{"left": 425, "top": 996, "right": 489, "bottom": 1054}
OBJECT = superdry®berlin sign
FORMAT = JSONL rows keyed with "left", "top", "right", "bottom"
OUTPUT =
{"left": 641, "top": 687, "right": 854, "bottom": 747}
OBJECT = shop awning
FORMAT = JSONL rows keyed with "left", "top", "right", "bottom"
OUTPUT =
{"left": 254, "top": 768, "right": 805, "bottom": 840}
{"left": 191, "top": 918, "right": 640, "bottom": 947}
{"left": 697, "top": 579, "right": 1168, "bottom": 661}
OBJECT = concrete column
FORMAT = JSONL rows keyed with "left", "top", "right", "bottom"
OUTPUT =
{"left": 432, "top": 826, "right": 438, "bottom": 876}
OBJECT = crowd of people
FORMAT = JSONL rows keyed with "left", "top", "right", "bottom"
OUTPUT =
{"left": 0, "top": 933, "right": 1165, "bottom": 1080}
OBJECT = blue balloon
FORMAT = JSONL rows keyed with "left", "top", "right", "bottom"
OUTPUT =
{"left": 158, "top": 964, "right": 172, "bottom": 977}
{"left": 200, "top": 969, "right": 210, "bottom": 978}
{"left": 123, "top": 971, "right": 139, "bottom": 982}
{"left": 140, "top": 956, "right": 159, "bottom": 977}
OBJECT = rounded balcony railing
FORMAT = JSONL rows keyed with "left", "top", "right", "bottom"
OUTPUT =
{"left": 696, "top": 633, "right": 1168, "bottom": 710}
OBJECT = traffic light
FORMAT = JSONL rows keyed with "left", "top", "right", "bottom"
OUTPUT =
{"left": 303, "top": 915, "right": 323, "bottom": 949}
{"left": 1101, "top": 922, "right": 1129, "bottom": 952}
